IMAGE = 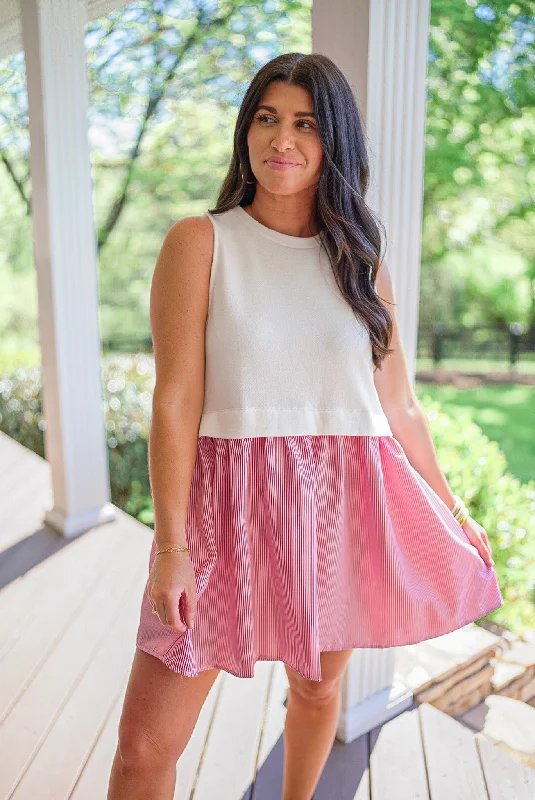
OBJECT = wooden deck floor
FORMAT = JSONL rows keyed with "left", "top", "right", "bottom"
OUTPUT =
{"left": 1, "top": 429, "right": 534, "bottom": 799}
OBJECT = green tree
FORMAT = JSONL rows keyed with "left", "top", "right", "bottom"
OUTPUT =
{"left": 421, "top": 0, "right": 535, "bottom": 329}
{"left": 0, "top": 0, "right": 311, "bottom": 345}
{"left": 1, "top": 0, "right": 534, "bottom": 344}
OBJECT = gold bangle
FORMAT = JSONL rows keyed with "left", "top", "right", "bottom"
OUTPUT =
{"left": 451, "top": 496, "right": 462, "bottom": 517}
{"left": 454, "top": 508, "right": 467, "bottom": 524}
{"left": 155, "top": 546, "right": 190, "bottom": 555}
{"left": 456, "top": 508, "right": 469, "bottom": 526}
{"left": 451, "top": 495, "right": 469, "bottom": 526}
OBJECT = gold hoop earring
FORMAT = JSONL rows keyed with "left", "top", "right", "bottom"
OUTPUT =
{"left": 240, "top": 166, "right": 256, "bottom": 185}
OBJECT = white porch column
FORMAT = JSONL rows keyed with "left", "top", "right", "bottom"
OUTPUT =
{"left": 312, "top": 0, "right": 431, "bottom": 741}
{"left": 20, "top": 0, "right": 115, "bottom": 537}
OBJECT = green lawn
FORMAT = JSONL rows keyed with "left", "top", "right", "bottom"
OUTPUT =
{"left": 416, "top": 357, "right": 535, "bottom": 375}
{"left": 416, "top": 382, "right": 535, "bottom": 484}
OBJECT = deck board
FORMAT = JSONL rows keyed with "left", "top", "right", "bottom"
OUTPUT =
{"left": 420, "top": 702, "right": 489, "bottom": 799}
{"left": 173, "top": 671, "right": 225, "bottom": 800}
{"left": 1, "top": 430, "right": 534, "bottom": 799}
{"left": 314, "top": 731, "right": 370, "bottom": 800}
{"left": 192, "top": 661, "right": 272, "bottom": 799}
{"left": 369, "top": 705, "right": 429, "bottom": 800}
{"left": 476, "top": 733, "right": 535, "bottom": 800}
{"left": 0, "top": 522, "right": 145, "bottom": 797}
{"left": 0, "top": 433, "right": 52, "bottom": 549}
{"left": 69, "top": 680, "right": 128, "bottom": 800}
{"left": 253, "top": 661, "right": 288, "bottom": 800}
{"left": 0, "top": 525, "right": 117, "bottom": 723}
{"left": 10, "top": 559, "right": 147, "bottom": 799}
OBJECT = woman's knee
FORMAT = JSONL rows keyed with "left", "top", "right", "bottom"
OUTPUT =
{"left": 286, "top": 671, "right": 343, "bottom": 709}
{"left": 115, "top": 650, "right": 219, "bottom": 772}
{"left": 117, "top": 716, "right": 176, "bottom": 772}
{"left": 284, "top": 650, "right": 352, "bottom": 709}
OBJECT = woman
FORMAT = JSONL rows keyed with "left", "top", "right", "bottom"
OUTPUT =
{"left": 108, "top": 52, "right": 502, "bottom": 800}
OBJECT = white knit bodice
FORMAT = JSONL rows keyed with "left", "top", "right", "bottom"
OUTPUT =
{"left": 198, "top": 205, "right": 392, "bottom": 438}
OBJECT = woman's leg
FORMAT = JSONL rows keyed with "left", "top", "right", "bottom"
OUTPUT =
{"left": 107, "top": 648, "right": 220, "bottom": 800}
{"left": 282, "top": 649, "right": 354, "bottom": 800}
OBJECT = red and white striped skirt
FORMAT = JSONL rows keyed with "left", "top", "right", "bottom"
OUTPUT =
{"left": 136, "top": 435, "right": 503, "bottom": 682}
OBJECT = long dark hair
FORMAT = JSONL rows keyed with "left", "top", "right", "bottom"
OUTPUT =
{"left": 208, "top": 52, "right": 393, "bottom": 368}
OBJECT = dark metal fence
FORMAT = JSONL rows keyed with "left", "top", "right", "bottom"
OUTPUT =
{"left": 417, "top": 323, "right": 535, "bottom": 366}
{"left": 102, "top": 325, "right": 535, "bottom": 368}
{"left": 103, "top": 335, "right": 153, "bottom": 353}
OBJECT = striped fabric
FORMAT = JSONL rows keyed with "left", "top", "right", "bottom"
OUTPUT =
{"left": 136, "top": 435, "right": 503, "bottom": 682}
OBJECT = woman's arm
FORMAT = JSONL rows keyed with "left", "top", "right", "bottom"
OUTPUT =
{"left": 372, "top": 260, "right": 494, "bottom": 566}
{"left": 372, "top": 261, "right": 456, "bottom": 507}
{"left": 148, "top": 215, "right": 214, "bottom": 549}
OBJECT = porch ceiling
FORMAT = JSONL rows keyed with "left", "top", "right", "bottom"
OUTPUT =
{"left": 0, "top": 0, "right": 127, "bottom": 60}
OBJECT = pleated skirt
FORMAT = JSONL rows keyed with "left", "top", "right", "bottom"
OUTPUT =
{"left": 135, "top": 435, "right": 504, "bottom": 682}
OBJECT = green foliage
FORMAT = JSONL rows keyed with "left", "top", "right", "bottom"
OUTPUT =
{"left": 416, "top": 382, "right": 535, "bottom": 484}
{"left": 0, "top": 354, "right": 154, "bottom": 517}
{"left": 421, "top": 395, "right": 535, "bottom": 632}
{"left": 0, "top": 339, "right": 40, "bottom": 374}
{"left": 420, "top": 1, "right": 535, "bottom": 328}
{"left": 1, "top": 355, "right": 534, "bottom": 634}
{"left": 0, "top": 364, "right": 45, "bottom": 457}
{"left": 0, "top": 0, "right": 314, "bottom": 346}
{"left": 1, "top": 1, "right": 534, "bottom": 344}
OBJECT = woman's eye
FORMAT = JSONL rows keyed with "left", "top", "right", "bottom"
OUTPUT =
{"left": 256, "top": 114, "right": 314, "bottom": 130}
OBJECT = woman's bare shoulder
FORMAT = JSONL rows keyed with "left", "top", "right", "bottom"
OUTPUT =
{"left": 150, "top": 214, "right": 214, "bottom": 332}
{"left": 164, "top": 213, "right": 214, "bottom": 267}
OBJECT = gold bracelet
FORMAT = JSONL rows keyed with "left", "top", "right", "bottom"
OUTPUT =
{"left": 456, "top": 508, "right": 469, "bottom": 526}
{"left": 155, "top": 546, "right": 190, "bottom": 555}
{"left": 452, "top": 494, "right": 465, "bottom": 517}
{"left": 451, "top": 496, "right": 462, "bottom": 517}
{"left": 451, "top": 495, "right": 469, "bottom": 526}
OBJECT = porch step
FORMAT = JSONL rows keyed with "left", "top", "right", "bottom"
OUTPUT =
{"left": 394, "top": 623, "right": 506, "bottom": 716}
{"left": 491, "top": 637, "right": 535, "bottom": 705}
{"left": 394, "top": 622, "right": 535, "bottom": 771}
{"left": 456, "top": 693, "right": 535, "bottom": 771}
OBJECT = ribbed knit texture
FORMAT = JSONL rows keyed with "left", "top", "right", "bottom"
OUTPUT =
{"left": 199, "top": 205, "right": 392, "bottom": 438}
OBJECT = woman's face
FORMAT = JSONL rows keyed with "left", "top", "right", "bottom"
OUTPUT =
{"left": 246, "top": 81, "right": 324, "bottom": 196}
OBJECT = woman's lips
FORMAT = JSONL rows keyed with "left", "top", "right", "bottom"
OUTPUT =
{"left": 265, "top": 159, "right": 301, "bottom": 171}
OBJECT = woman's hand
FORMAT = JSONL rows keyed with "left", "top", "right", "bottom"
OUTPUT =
{"left": 145, "top": 551, "right": 197, "bottom": 633}
{"left": 461, "top": 516, "right": 495, "bottom": 568}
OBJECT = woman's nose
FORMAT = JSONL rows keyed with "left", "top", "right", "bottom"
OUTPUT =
{"left": 271, "top": 134, "right": 295, "bottom": 150}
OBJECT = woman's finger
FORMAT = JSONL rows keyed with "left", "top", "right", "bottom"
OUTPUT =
{"left": 478, "top": 532, "right": 494, "bottom": 566}
{"left": 146, "top": 589, "right": 162, "bottom": 618}
{"left": 482, "top": 540, "right": 494, "bottom": 566}
{"left": 469, "top": 534, "right": 490, "bottom": 565}
{"left": 463, "top": 519, "right": 494, "bottom": 567}
{"left": 183, "top": 587, "right": 197, "bottom": 629}
{"left": 160, "top": 600, "right": 168, "bottom": 625}
{"left": 162, "top": 593, "right": 188, "bottom": 633}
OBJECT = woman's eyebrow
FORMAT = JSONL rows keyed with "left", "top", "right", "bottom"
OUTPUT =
{"left": 256, "top": 104, "right": 316, "bottom": 118}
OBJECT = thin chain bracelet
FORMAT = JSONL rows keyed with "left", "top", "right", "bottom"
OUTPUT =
{"left": 155, "top": 546, "right": 190, "bottom": 555}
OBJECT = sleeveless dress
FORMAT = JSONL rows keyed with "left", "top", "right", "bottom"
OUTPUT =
{"left": 135, "top": 205, "right": 503, "bottom": 682}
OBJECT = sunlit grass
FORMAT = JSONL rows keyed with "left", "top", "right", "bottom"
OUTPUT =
{"left": 416, "top": 382, "right": 535, "bottom": 484}
{"left": 417, "top": 357, "right": 535, "bottom": 375}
